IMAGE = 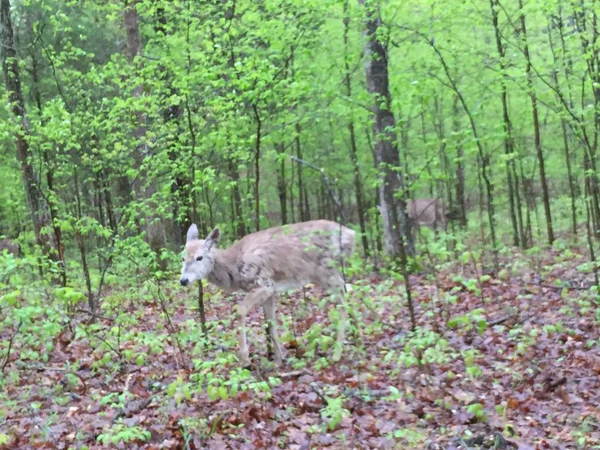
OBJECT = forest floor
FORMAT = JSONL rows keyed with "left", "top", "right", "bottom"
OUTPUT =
{"left": 1, "top": 243, "right": 600, "bottom": 449}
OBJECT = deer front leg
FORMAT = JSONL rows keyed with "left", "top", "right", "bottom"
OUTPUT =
{"left": 262, "top": 295, "right": 284, "bottom": 367}
{"left": 237, "top": 287, "right": 273, "bottom": 367}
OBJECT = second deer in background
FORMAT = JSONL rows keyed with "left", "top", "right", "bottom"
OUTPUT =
{"left": 407, "top": 198, "right": 447, "bottom": 235}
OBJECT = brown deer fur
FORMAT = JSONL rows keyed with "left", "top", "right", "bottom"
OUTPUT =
{"left": 0, "top": 239, "right": 19, "bottom": 256}
{"left": 407, "top": 198, "right": 446, "bottom": 232}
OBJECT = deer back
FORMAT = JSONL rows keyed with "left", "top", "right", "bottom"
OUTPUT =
{"left": 208, "top": 220, "right": 355, "bottom": 293}
{"left": 0, "top": 239, "right": 19, "bottom": 256}
{"left": 407, "top": 199, "right": 445, "bottom": 228}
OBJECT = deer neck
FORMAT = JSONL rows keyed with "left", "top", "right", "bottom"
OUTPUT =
{"left": 207, "top": 248, "right": 239, "bottom": 291}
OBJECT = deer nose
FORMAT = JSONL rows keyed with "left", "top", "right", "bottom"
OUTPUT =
{"left": 179, "top": 278, "right": 189, "bottom": 286}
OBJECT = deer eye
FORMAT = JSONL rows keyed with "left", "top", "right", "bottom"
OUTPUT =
{"left": 196, "top": 256, "right": 203, "bottom": 262}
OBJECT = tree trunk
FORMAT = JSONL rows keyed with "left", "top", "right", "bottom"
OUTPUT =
{"left": 518, "top": 0, "right": 554, "bottom": 245}
{"left": 344, "top": 0, "right": 369, "bottom": 256}
{"left": 359, "top": 0, "right": 414, "bottom": 259}
{"left": 427, "top": 36, "right": 497, "bottom": 260}
{"left": 156, "top": 5, "right": 190, "bottom": 249}
{"left": 124, "top": 0, "right": 168, "bottom": 267}
{"left": 491, "top": 0, "right": 521, "bottom": 247}
{"left": 276, "top": 143, "right": 288, "bottom": 224}
{"left": 28, "top": 28, "right": 67, "bottom": 282}
{"left": 295, "top": 123, "right": 306, "bottom": 222}
{"left": 549, "top": 11, "right": 577, "bottom": 236}
{"left": 1, "top": 0, "right": 57, "bottom": 261}
{"left": 452, "top": 96, "right": 467, "bottom": 228}
{"left": 252, "top": 104, "right": 261, "bottom": 231}
{"left": 229, "top": 157, "right": 246, "bottom": 238}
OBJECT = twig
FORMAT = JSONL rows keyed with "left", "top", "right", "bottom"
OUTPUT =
{"left": 310, "top": 382, "right": 328, "bottom": 404}
{"left": 198, "top": 281, "right": 207, "bottom": 334}
{"left": 487, "top": 314, "right": 517, "bottom": 327}
{"left": 278, "top": 368, "right": 311, "bottom": 379}
{"left": 1, "top": 321, "right": 23, "bottom": 373}
{"left": 74, "top": 308, "right": 115, "bottom": 323}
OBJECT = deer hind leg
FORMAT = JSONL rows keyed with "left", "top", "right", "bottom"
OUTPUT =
{"left": 322, "top": 272, "right": 347, "bottom": 362}
{"left": 237, "top": 286, "right": 274, "bottom": 367}
{"left": 262, "top": 295, "right": 284, "bottom": 367}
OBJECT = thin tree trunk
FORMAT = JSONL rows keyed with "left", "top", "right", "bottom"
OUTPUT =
{"left": 73, "top": 169, "right": 94, "bottom": 311}
{"left": 229, "top": 157, "right": 246, "bottom": 238}
{"left": 157, "top": 5, "right": 190, "bottom": 248}
{"left": 344, "top": 1, "right": 369, "bottom": 255}
{"left": 124, "top": 0, "right": 168, "bottom": 267}
{"left": 295, "top": 123, "right": 306, "bottom": 222}
{"left": 290, "top": 161, "right": 296, "bottom": 223}
{"left": 491, "top": 0, "right": 520, "bottom": 247}
{"left": 426, "top": 36, "right": 497, "bottom": 260}
{"left": 1, "top": 0, "right": 59, "bottom": 263}
{"left": 252, "top": 104, "right": 261, "bottom": 231}
{"left": 550, "top": 11, "right": 577, "bottom": 236}
{"left": 452, "top": 96, "right": 467, "bottom": 228}
{"left": 28, "top": 36, "right": 66, "bottom": 282}
{"left": 518, "top": 0, "right": 554, "bottom": 245}
{"left": 276, "top": 143, "right": 288, "bottom": 224}
{"left": 303, "top": 185, "right": 310, "bottom": 220}
{"left": 562, "top": 118, "right": 577, "bottom": 235}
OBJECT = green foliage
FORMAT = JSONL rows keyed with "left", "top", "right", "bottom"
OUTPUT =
{"left": 96, "top": 421, "right": 151, "bottom": 445}
{"left": 385, "top": 328, "right": 455, "bottom": 371}
{"left": 448, "top": 308, "right": 488, "bottom": 334}
{"left": 320, "top": 395, "right": 349, "bottom": 431}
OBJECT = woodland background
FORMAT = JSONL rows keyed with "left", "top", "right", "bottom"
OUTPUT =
{"left": 1, "top": 0, "right": 600, "bottom": 448}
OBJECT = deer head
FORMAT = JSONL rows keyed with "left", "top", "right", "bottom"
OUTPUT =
{"left": 179, "top": 224, "right": 221, "bottom": 286}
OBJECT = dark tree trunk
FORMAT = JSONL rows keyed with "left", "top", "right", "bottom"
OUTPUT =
{"left": 452, "top": 96, "right": 467, "bottom": 228}
{"left": 491, "top": 0, "right": 521, "bottom": 247}
{"left": 295, "top": 123, "right": 306, "bottom": 222}
{"left": 28, "top": 30, "right": 66, "bottom": 283}
{"left": 276, "top": 143, "right": 288, "bottom": 224}
{"left": 73, "top": 170, "right": 94, "bottom": 311}
{"left": 252, "top": 104, "right": 262, "bottom": 231}
{"left": 344, "top": 0, "right": 369, "bottom": 255}
{"left": 1, "top": 0, "right": 57, "bottom": 262}
{"left": 124, "top": 0, "right": 168, "bottom": 267}
{"left": 519, "top": 0, "right": 554, "bottom": 245}
{"left": 427, "top": 36, "right": 497, "bottom": 261}
{"left": 303, "top": 185, "right": 310, "bottom": 220}
{"left": 156, "top": 5, "right": 190, "bottom": 248}
{"left": 359, "top": 0, "right": 414, "bottom": 260}
{"left": 229, "top": 157, "right": 246, "bottom": 238}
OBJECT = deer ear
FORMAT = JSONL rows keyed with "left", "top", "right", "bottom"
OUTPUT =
{"left": 186, "top": 224, "right": 199, "bottom": 242}
{"left": 204, "top": 227, "right": 221, "bottom": 250}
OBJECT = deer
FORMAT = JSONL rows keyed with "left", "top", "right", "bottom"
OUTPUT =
{"left": 0, "top": 239, "right": 19, "bottom": 256}
{"left": 179, "top": 220, "right": 355, "bottom": 367}
{"left": 407, "top": 198, "right": 446, "bottom": 235}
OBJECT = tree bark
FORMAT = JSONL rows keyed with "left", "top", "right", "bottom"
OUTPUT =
{"left": 548, "top": 13, "right": 577, "bottom": 236}
{"left": 425, "top": 35, "right": 497, "bottom": 260}
{"left": 344, "top": 0, "right": 369, "bottom": 256}
{"left": 124, "top": 0, "right": 168, "bottom": 267}
{"left": 359, "top": 0, "right": 414, "bottom": 259}
{"left": 1, "top": 0, "right": 57, "bottom": 261}
{"left": 229, "top": 157, "right": 246, "bottom": 238}
{"left": 452, "top": 96, "right": 467, "bottom": 228}
{"left": 295, "top": 123, "right": 306, "bottom": 222}
{"left": 276, "top": 143, "right": 288, "bottom": 224}
{"left": 518, "top": 0, "right": 554, "bottom": 245}
{"left": 491, "top": 0, "right": 522, "bottom": 247}
{"left": 252, "top": 104, "right": 262, "bottom": 231}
